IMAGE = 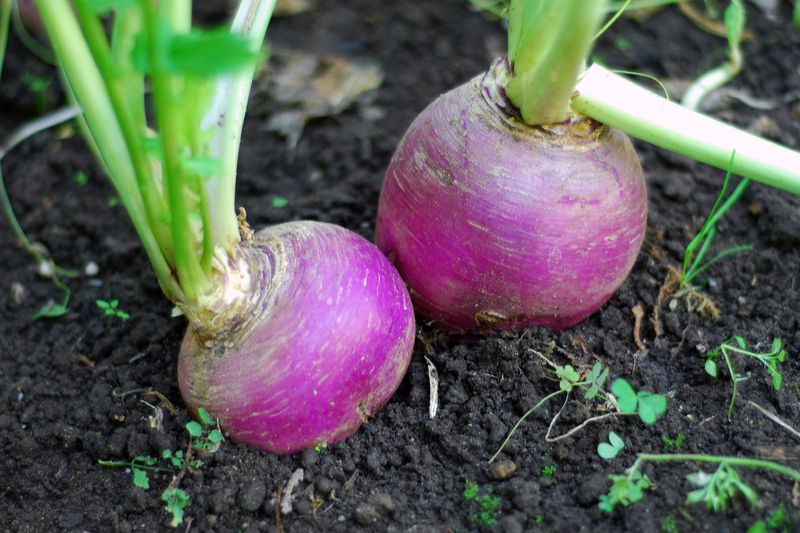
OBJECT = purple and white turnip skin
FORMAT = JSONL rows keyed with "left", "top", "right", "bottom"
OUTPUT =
{"left": 178, "top": 221, "right": 415, "bottom": 454}
{"left": 375, "top": 65, "right": 647, "bottom": 332}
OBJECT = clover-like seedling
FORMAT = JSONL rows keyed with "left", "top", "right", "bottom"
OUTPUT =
{"left": 186, "top": 407, "right": 224, "bottom": 452}
{"left": 96, "top": 299, "right": 130, "bottom": 325}
{"left": 598, "top": 432, "right": 625, "bottom": 460}
{"left": 556, "top": 364, "right": 580, "bottom": 392}
{"left": 611, "top": 379, "right": 668, "bottom": 424}
{"left": 463, "top": 480, "right": 501, "bottom": 526}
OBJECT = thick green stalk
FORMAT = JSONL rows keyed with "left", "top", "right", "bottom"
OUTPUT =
{"left": 572, "top": 65, "right": 800, "bottom": 195}
{"left": 632, "top": 454, "right": 800, "bottom": 482}
{"left": 144, "top": 1, "right": 209, "bottom": 303}
{"left": 202, "top": 0, "right": 276, "bottom": 251}
{"left": 506, "top": 0, "right": 607, "bottom": 124}
{"left": 73, "top": 0, "right": 173, "bottom": 264}
{"left": 0, "top": 0, "right": 10, "bottom": 78}
{"left": 34, "top": 0, "right": 183, "bottom": 301}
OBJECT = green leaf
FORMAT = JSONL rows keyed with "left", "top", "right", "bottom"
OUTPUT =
{"left": 161, "top": 487, "right": 190, "bottom": 528}
{"left": 165, "top": 29, "right": 260, "bottom": 77}
{"left": 704, "top": 359, "right": 718, "bottom": 377}
{"left": 771, "top": 338, "right": 782, "bottom": 353}
{"left": 185, "top": 421, "right": 203, "bottom": 437}
{"left": 557, "top": 365, "right": 580, "bottom": 391}
{"left": 608, "top": 431, "right": 624, "bottom": 449}
{"left": 183, "top": 156, "right": 222, "bottom": 177}
{"left": 271, "top": 196, "right": 289, "bottom": 208}
{"left": 611, "top": 379, "right": 637, "bottom": 413}
{"left": 208, "top": 429, "right": 223, "bottom": 444}
{"left": 733, "top": 336, "right": 747, "bottom": 349}
{"left": 87, "top": 0, "right": 137, "bottom": 15}
{"left": 197, "top": 408, "right": 214, "bottom": 427}
{"left": 33, "top": 301, "right": 68, "bottom": 320}
{"left": 597, "top": 432, "right": 625, "bottom": 460}
{"left": 723, "top": 0, "right": 746, "bottom": 51}
{"left": 96, "top": 299, "right": 110, "bottom": 310}
{"left": 637, "top": 392, "right": 668, "bottom": 425}
{"left": 132, "top": 468, "right": 150, "bottom": 490}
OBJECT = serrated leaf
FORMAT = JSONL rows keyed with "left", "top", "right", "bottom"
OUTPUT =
{"left": 185, "top": 420, "right": 203, "bottom": 437}
{"left": 704, "top": 358, "right": 718, "bottom": 377}
{"left": 637, "top": 392, "right": 667, "bottom": 425}
{"left": 611, "top": 379, "right": 637, "bottom": 413}
{"left": 132, "top": 468, "right": 150, "bottom": 490}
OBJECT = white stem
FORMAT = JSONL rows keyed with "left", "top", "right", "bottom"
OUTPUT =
{"left": 572, "top": 64, "right": 800, "bottom": 195}
{"left": 202, "top": 0, "right": 277, "bottom": 248}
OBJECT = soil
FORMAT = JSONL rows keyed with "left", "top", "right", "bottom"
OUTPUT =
{"left": 2, "top": 1, "right": 800, "bottom": 532}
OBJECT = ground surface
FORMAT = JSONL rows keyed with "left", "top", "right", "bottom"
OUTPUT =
{"left": 1, "top": 1, "right": 800, "bottom": 532}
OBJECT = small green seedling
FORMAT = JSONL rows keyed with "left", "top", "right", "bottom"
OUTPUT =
{"left": 96, "top": 299, "right": 130, "bottom": 325}
{"left": 186, "top": 407, "right": 224, "bottom": 452}
{"left": 74, "top": 170, "right": 88, "bottom": 186}
{"left": 314, "top": 442, "right": 328, "bottom": 454}
{"left": 611, "top": 379, "right": 668, "bottom": 425}
{"left": 661, "top": 515, "right": 679, "bottom": 533}
{"left": 98, "top": 455, "right": 172, "bottom": 491}
{"left": 703, "top": 336, "right": 786, "bottom": 420}
{"left": 680, "top": 152, "right": 751, "bottom": 290}
{"left": 598, "top": 470, "right": 651, "bottom": 513}
{"left": 601, "top": 453, "right": 800, "bottom": 515}
{"left": 271, "top": 195, "right": 288, "bottom": 208}
{"left": 661, "top": 433, "right": 685, "bottom": 452}
{"left": 534, "top": 514, "right": 544, "bottom": 524}
{"left": 491, "top": 359, "right": 667, "bottom": 462}
{"left": 540, "top": 464, "right": 557, "bottom": 478}
{"left": 161, "top": 487, "right": 190, "bottom": 528}
{"left": 748, "top": 505, "right": 794, "bottom": 533}
{"left": 598, "top": 431, "right": 625, "bottom": 460}
{"left": 21, "top": 71, "right": 52, "bottom": 113}
{"left": 686, "top": 462, "right": 759, "bottom": 512}
{"left": 463, "top": 480, "right": 501, "bottom": 527}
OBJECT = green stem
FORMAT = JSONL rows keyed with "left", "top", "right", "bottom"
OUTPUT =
{"left": 631, "top": 454, "right": 800, "bottom": 482}
{"left": 202, "top": 0, "right": 276, "bottom": 251}
{"left": 0, "top": 0, "right": 10, "bottom": 80}
{"left": 35, "top": 0, "right": 182, "bottom": 302}
{"left": 721, "top": 349, "right": 738, "bottom": 420}
{"left": 144, "top": 1, "right": 209, "bottom": 304}
{"left": 505, "top": 0, "right": 607, "bottom": 124}
{"left": 572, "top": 65, "right": 800, "bottom": 195}
{"left": 73, "top": 0, "right": 173, "bottom": 265}
{"left": 490, "top": 388, "right": 566, "bottom": 463}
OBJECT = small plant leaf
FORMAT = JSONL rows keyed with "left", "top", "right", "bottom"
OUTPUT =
{"left": 597, "top": 432, "right": 625, "bottom": 460}
{"left": 611, "top": 379, "right": 637, "bottom": 413}
{"left": 608, "top": 432, "right": 624, "bottom": 449}
{"left": 185, "top": 421, "right": 203, "bottom": 438}
{"left": 636, "top": 392, "right": 668, "bottom": 425}
{"left": 704, "top": 359, "right": 718, "bottom": 377}
{"left": 161, "top": 487, "right": 190, "bottom": 528}
{"left": 733, "top": 336, "right": 746, "bottom": 349}
{"left": 166, "top": 30, "right": 260, "bottom": 76}
{"left": 557, "top": 365, "right": 580, "bottom": 391}
{"left": 33, "top": 301, "right": 68, "bottom": 320}
{"left": 208, "top": 429, "right": 224, "bottom": 444}
{"left": 271, "top": 196, "right": 289, "bottom": 208}
{"left": 132, "top": 468, "right": 150, "bottom": 490}
{"left": 197, "top": 408, "right": 214, "bottom": 427}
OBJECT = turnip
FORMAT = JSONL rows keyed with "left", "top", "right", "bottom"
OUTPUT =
{"left": 375, "top": 0, "right": 800, "bottom": 333}
{"left": 35, "top": 0, "right": 414, "bottom": 454}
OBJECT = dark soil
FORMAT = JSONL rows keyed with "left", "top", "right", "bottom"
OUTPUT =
{"left": 2, "top": 2, "right": 800, "bottom": 532}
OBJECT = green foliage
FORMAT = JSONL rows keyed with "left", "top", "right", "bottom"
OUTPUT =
{"left": 98, "top": 455, "right": 164, "bottom": 491}
{"left": 661, "top": 515, "right": 679, "bottom": 533}
{"left": 271, "top": 195, "right": 289, "bottom": 208}
{"left": 611, "top": 379, "right": 668, "bottom": 424}
{"left": 463, "top": 481, "right": 502, "bottom": 526}
{"left": 748, "top": 506, "right": 795, "bottom": 533}
{"left": 188, "top": 407, "right": 224, "bottom": 452}
{"left": 661, "top": 433, "right": 685, "bottom": 452}
{"left": 686, "top": 462, "right": 759, "bottom": 512}
{"left": 794, "top": 1, "right": 800, "bottom": 27}
{"left": 314, "top": 442, "right": 328, "bottom": 454}
{"left": 703, "top": 336, "right": 787, "bottom": 419}
{"left": 467, "top": 0, "right": 510, "bottom": 18}
{"left": 681, "top": 153, "right": 751, "bottom": 289}
{"left": 21, "top": 71, "right": 52, "bottom": 113}
{"left": 74, "top": 171, "right": 89, "bottom": 186}
{"left": 598, "top": 431, "right": 625, "bottom": 460}
{"left": 540, "top": 464, "right": 557, "bottom": 478}
{"left": 161, "top": 487, "right": 190, "bottom": 528}
{"left": 96, "top": 299, "right": 130, "bottom": 324}
{"left": 598, "top": 470, "right": 651, "bottom": 513}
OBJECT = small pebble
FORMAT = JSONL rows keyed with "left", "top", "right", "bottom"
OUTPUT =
{"left": 353, "top": 503, "right": 381, "bottom": 526}
{"left": 85, "top": 261, "right": 99, "bottom": 276}
{"left": 488, "top": 460, "right": 517, "bottom": 480}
